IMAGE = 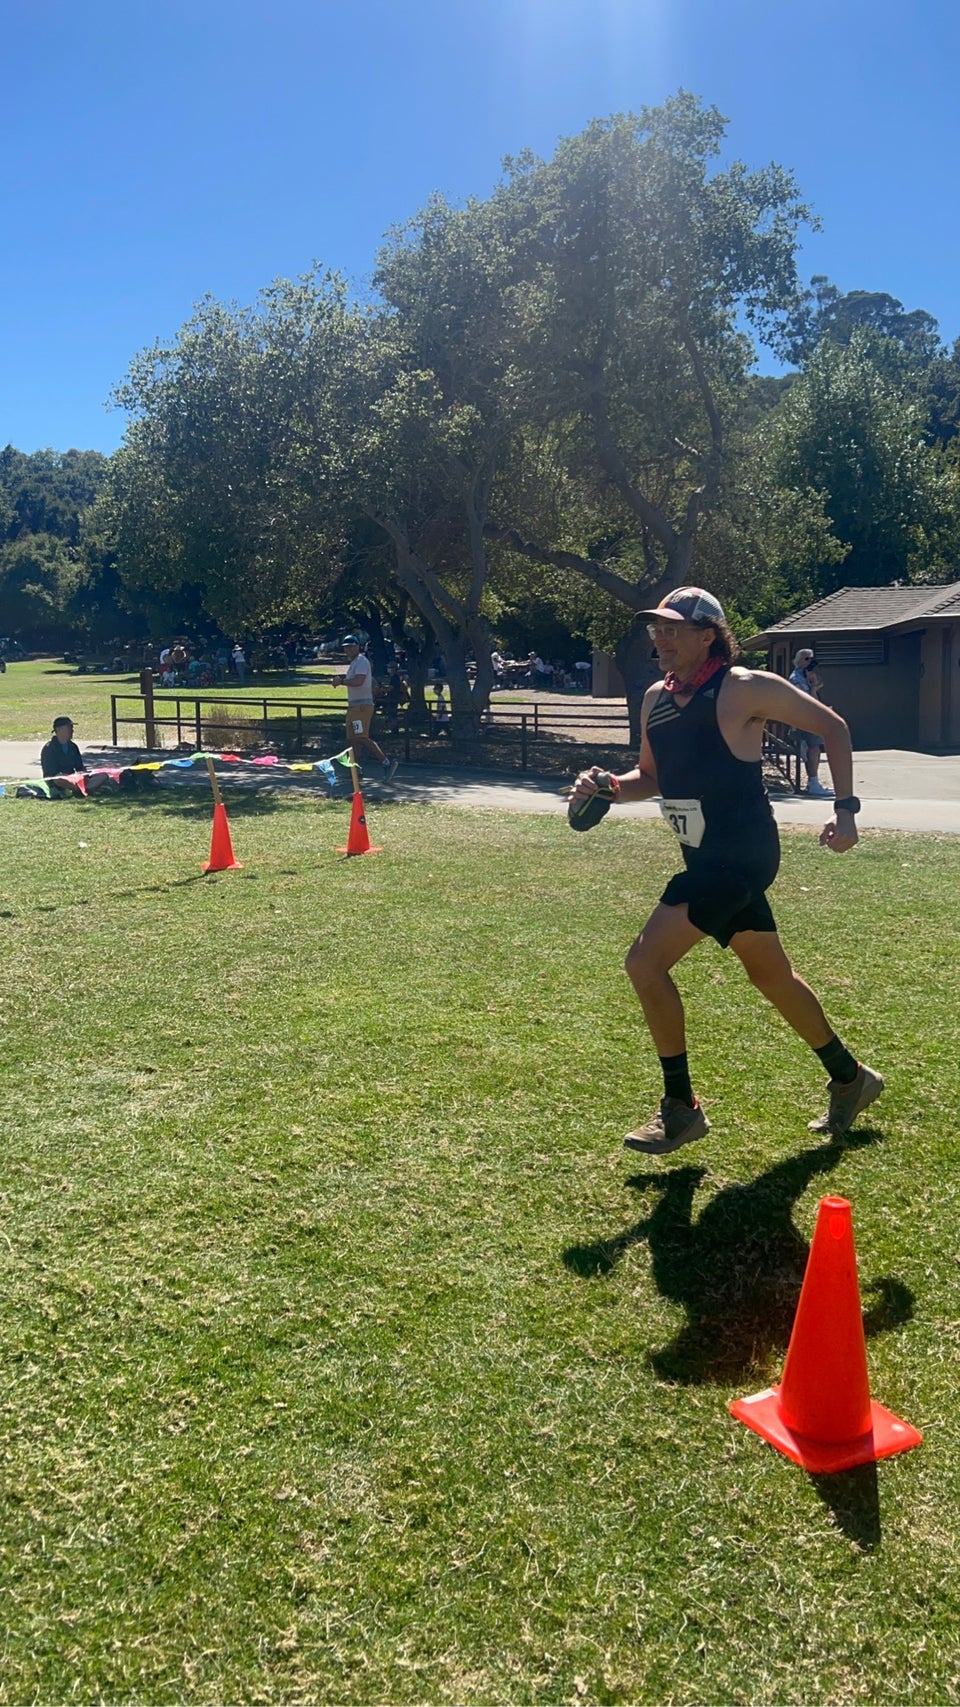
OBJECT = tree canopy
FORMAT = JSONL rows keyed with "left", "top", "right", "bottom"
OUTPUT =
{"left": 6, "top": 92, "right": 959, "bottom": 734}
{"left": 0, "top": 447, "right": 115, "bottom": 640}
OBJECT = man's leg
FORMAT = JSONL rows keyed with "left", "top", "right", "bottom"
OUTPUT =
{"left": 346, "top": 708, "right": 390, "bottom": 770}
{"left": 355, "top": 730, "right": 387, "bottom": 765}
{"left": 625, "top": 902, "right": 705, "bottom": 1056}
{"left": 730, "top": 928, "right": 883, "bottom": 1134}
{"left": 728, "top": 928, "right": 833, "bottom": 1047}
{"left": 623, "top": 903, "right": 711, "bottom": 1154}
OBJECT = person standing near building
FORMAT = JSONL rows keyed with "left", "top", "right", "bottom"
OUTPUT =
{"left": 789, "top": 647, "right": 832, "bottom": 797}
{"left": 568, "top": 587, "right": 881, "bottom": 1155}
{"left": 342, "top": 637, "right": 397, "bottom": 780}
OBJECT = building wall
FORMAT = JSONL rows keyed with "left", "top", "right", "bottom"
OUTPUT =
{"left": 918, "top": 624, "right": 960, "bottom": 747}
{"left": 948, "top": 625, "right": 960, "bottom": 747}
{"left": 771, "top": 632, "right": 922, "bottom": 748}
{"left": 765, "top": 613, "right": 960, "bottom": 749}
{"left": 819, "top": 632, "right": 920, "bottom": 748}
{"left": 919, "top": 628, "right": 942, "bottom": 744}
{"left": 591, "top": 650, "right": 626, "bottom": 698}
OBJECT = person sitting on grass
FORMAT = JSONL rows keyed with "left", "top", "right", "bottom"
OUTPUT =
{"left": 40, "top": 718, "right": 114, "bottom": 795}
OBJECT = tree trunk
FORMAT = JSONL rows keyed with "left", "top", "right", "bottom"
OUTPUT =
{"left": 615, "top": 619, "right": 661, "bottom": 748}
{"left": 444, "top": 643, "right": 482, "bottom": 740}
{"left": 388, "top": 534, "right": 494, "bottom": 742}
{"left": 398, "top": 625, "right": 432, "bottom": 718}
{"left": 364, "top": 608, "right": 391, "bottom": 678}
{"left": 441, "top": 615, "right": 495, "bottom": 742}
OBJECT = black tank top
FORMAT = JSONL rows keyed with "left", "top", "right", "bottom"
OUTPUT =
{"left": 646, "top": 666, "right": 777, "bottom": 867}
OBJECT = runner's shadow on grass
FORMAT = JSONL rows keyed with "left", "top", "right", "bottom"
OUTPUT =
{"left": 30, "top": 872, "right": 212, "bottom": 914}
{"left": 563, "top": 1129, "right": 913, "bottom": 1389}
{"left": 563, "top": 1130, "right": 910, "bottom": 1553}
{"left": 114, "top": 872, "right": 212, "bottom": 897}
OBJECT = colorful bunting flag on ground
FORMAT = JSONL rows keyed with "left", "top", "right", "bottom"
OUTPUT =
{"left": 3, "top": 743, "right": 367, "bottom": 798}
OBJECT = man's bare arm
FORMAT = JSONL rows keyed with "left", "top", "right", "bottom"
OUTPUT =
{"left": 569, "top": 684, "right": 662, "bottom": 806}
{"left": 741, "top": 670, "right": 856, "bottom": 801}
{"left": 737, "top": 669, "right": 859, "bottom": 850}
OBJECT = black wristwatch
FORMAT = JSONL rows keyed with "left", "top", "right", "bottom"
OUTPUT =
{"left": 834, "top": 796, "right": 861, "bottom": 814}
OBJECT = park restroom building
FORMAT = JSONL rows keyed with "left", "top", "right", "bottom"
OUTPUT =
{"left": 748, "top": 583, "right": 960, "bottom": 752}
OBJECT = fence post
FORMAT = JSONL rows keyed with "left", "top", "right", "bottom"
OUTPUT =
{"left": 139, "top": 668, "right": 156, "bottom": 748}
{"left": 111, "top": 694, "right": 118, "bottom": 745}
{"left": 521, "top": 714, "right": 528, "bottom": 770}
{"left": 296, "top": 704, "right": 303, "bottom": 751}
{"left": 176, "top": 700, "right": 183, "bottom": 746}
{"left": 195, "top": 701, "right": 202, "bottom": 751}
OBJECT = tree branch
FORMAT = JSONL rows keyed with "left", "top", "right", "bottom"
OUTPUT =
{"left": 463, "top": 455, "right": 496, "bottom": 616}
{"left": 676, "top": 307, "right": 723, "bottom": 494}
{"left": 367, "top": 511, "right": 465, "bottom": 629}
{"left": 587, "top": 397, "right": 682, "bottom": 559}
{"left": 484, "top": 524, "right": 653, "bottom": 610}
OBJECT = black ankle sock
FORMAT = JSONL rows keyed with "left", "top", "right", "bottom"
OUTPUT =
{"left": 660, "top": 1051, "right": 694, "bottom": 1106}
{"left": 814, "top": 1035, "right": 859, "bottom": 1084}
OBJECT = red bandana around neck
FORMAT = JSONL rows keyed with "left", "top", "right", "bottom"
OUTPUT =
{"left": 663, "top": 654, "right": 725, "bottom": 697}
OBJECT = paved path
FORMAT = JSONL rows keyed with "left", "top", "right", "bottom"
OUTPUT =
{"left": 385, "top": 751, "right": 960, "bottom": 835}
{"left": 2, "top": 741, "right": 959, "bottom": 833}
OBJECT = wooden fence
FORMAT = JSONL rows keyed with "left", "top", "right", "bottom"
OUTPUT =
{"left": 111, "top": 688, "right": 804, "bottom": 789}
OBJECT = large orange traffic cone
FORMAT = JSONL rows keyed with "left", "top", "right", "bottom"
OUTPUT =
{"left": 202, "top": 801, "right": 242, "bottom": 872}
{"left": 730, "top": 1196, "right": 922, "bottom": 1473}
{"left": 336, "top": 789, "right": 382, "bottom": 856}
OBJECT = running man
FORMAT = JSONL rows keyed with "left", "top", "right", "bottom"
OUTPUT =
{"left": 341, "top": 636, "right": 397, "bottom": 781}
{"left": 568, "top": 587, "right": 882, "bottom": 1155}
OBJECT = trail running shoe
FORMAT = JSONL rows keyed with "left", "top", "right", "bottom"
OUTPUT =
{"left": 383, "top": 755, "right": 399, "bottom": 781}
{"left": 808, "top": 1063, "right": 884, "bottom": 1136}
{"left": 806, "top": 777, "right": 834, "bottom": 797}
{"left": 624, "top": 1097, "right": 709, "bottom": 1156}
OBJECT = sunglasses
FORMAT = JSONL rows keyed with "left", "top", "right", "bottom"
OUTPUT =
{"left": 646, "top": 621, "right": 712, "bottom": 641}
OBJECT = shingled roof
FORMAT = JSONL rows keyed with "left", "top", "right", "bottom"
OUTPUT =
{"left": 746, "top": 583, "right": 960, "bottom": 645}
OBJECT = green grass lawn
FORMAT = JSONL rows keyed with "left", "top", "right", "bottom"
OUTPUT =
{"left": 0, "top": 658, "right": 343, "bottom": 744}
{"left": 1, "top": 795, "right": 958, "bottom": 1704}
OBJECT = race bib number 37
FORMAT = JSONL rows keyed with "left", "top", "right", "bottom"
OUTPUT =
{"left": 659, "top": 797, "right": 706, "bottom": 848}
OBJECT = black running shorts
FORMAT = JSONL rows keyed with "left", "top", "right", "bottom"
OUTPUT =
{"left": 660, "top": 858, "right": 778, "bottom": 948}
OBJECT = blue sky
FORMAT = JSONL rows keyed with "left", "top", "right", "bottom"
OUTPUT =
{"left": 2, "top": 0, "right": 957, "bottom": 455}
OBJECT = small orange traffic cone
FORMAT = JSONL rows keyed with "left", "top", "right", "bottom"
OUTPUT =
{"left": 730, "top": 1196, "right": 922, "bottom": 1473}
{"left": 202, "top": 801, "right": 242, "bottom": 872}
{"left": 336, "top": 789, "right": 382, "bottom": 856}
